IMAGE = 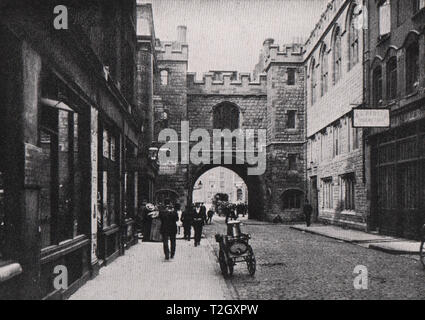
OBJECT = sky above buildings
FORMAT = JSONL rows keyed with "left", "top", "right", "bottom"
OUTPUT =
{"left": 143, "top": 0, "right": 328, "bottom": 75}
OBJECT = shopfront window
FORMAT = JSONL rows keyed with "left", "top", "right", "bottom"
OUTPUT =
{"left": 39, "top": 101, "right": 83, "bottom": 248}
{"left": 98, "top": 125, "right": 120, "bottom": 229}
{"left": 125, "top": 141, "right": 138, "bottom": 219}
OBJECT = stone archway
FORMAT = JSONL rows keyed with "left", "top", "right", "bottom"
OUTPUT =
{"left": 188, "top": 162, "right": 266, "bottom": 220}
{"left": 155, "top": 189, "right": 179, "bottom": 205}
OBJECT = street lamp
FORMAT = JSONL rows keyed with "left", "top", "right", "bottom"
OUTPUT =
{"left": 148, "top": 147, "right": 159, "bottom": 161}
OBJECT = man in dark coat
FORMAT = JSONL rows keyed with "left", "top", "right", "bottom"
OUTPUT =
{"left": 181, "top": 205, "right": 194, "bottom": 241}
{"left": 242, "top": 203, "right": 247, "bottom": 217}
{"left": 193, "top": 203, "right": 207, "bottom": 247}
{"left": 303, "top": 199, "right": 313, "bottom": 227}
{"left": 159, "top": 204, "right": 178, "bottom": 260}
{"left": 224, "top": 204, "right": 231, "bottom": 224}
{"left": 207, "top": 208, "right": 214, "bottom": 224}
{"left": 200, "top": 202, "right": 207, "bottom": 218}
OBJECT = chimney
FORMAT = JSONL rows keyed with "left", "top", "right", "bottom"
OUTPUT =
{"left": 262, "top": 38, "right": 274, "bottom": 56}
{"left": 177, "top": 25, "right": 187, "bottom": 43}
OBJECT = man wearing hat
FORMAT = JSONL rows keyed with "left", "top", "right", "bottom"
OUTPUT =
{"left": 159, "top": 204, "right": 179, "bottom": 260}
{"left": 193, "top": 203, "right": 207, "bottom": 247}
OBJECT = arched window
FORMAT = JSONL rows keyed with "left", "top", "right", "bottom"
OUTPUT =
{"left": 332, "top": 26, "right": 342, "bottom": 84}
{"left": 237, "top": 188, "right": 243, "bottom": 201}
{"left": 213, "top": 103, "right": 240, "bottom": 130}
{"left": 281, "top": 189, "right": 303, "bottom": 209}
{"left": 155, "top": 189, "right": 179, "bottom": 205}
{"left": 386, "top": 57, "right": 397, "bottom": 100}
{"left": 320, "top": 44, "right": 328, "bottom": 97}
{"left": 310, "top": 58, "right": 317, "bottom": 105}
{"left": 406, "top": 40, "right": 419, "bottom": 94}
{"left": 160, "top": 70, "right": 168, "bottom": 86}
{"left": 348, "top": 5, "right": 360, "bottom": 70}
{"left": 373, "top": 66, "right": 383, "bottom": 107}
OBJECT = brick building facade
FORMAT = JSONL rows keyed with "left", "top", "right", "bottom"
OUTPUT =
{"left": 0, "top": 1, "right": 159, "bottom": 300}
{"left": 365, "top": 0, "right": 425, "bottom": 239}
{"left": 304, "top": 0, "right": 368, "bottom": 230}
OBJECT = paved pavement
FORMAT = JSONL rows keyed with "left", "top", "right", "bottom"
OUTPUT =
{"left": 291, "top": 224, "right": 422, "bottom": 254}
{"left": 69, "top": 238, "right": 231, "bottom": 300}
{"left": 203, "top": 218, "right": 425, "bottom": 300}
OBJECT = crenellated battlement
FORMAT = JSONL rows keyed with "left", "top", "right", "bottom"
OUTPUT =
{"left": 155, "top": 40, "right": 188, "bottom": 62}
{"left": 261, "top": 39, "right": 304, "bottom": 71}
{"left": 155, "top": 25, "right": 189, "bottom": 62}
{"left": 187, "top": 71, "right": 267, "bottom": 95}
{"left": 304, "top": 0, "right": 347, "bottom": 56}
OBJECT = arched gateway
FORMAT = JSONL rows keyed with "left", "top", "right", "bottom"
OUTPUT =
{"left": 153, "top": 33, "right": 306, "bottom": 222}
{"left": 189, "top": 160, "right": 267, "bottom": 221}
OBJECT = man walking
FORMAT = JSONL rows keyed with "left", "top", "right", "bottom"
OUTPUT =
{"left": 242, "top": 203, "right": 247, "bottom": 217}
{"left": 303, "top": 199, "right": 313, "bottom": 227}
{"left": 159, "top": 204, "right": 179, "bottom": 260}
{"left": 200, "top": 203, "right": 207, "bottom": 221}
{"left": 207, "top": 208, "right": 214, "bottom": 224}
{"left": 181, "top": 204, "right": 194, "bottom": 241}
{"left": 193, "top": 203, "right": 207, "bottom": 247}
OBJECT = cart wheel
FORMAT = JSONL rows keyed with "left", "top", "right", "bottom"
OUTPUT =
{"left": 247, "top": 247, "right": 256, "bottom": 276}
{"left": 420, "top": 240, "right": 425, "bottom": 269}
{"left": 228, "top": 260, "right": 234, "bottom": 276}
{"left": 219, "top": 249, "right": 229, "bottom": 276}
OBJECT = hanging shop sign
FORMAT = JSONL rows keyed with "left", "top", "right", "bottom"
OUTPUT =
{"left": 353, "top": 108, "right": 390, "bottom": 128}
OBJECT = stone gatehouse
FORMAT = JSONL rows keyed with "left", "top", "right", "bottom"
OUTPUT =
{"left": 151, "top": 26, "right": 306, "bottom": 221}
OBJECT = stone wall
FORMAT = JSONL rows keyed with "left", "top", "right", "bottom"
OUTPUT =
{"left": 264, "top": 60, "right": 306, "bottom": 221}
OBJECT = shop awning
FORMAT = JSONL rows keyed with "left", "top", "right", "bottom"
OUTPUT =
{"left": 41, "top": 98, "right": 74, "bottom": 112}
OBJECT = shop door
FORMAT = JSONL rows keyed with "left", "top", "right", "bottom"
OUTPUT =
{"left": 373, "top": 123, "right": 425, "bottom": 239}
{"left": 310, "top": 176, "right": 319, "bottom": 221}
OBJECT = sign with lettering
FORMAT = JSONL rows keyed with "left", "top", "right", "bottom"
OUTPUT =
{"left": 159, "top": 161, "right": 177, "bottom": 175}
{"left": 353, "top": 109, "right": 390, "bottom": 128}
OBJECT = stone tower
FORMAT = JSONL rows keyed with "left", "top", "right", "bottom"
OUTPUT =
{"left": 154, "top": 26, "right": 189, "bottom": 207}
{"left": 263, "top": 40, "right": 306, "bottom": 221}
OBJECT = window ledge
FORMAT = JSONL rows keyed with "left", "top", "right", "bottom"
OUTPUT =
{"left": 412, "top": 8, "right": 425, "bottom": 20}
{"left": 404, "top": 90, "right": 419, "bottom": 100}
{"left": 377, "top": 33, "right": 390, "bottom": 45}
{"left": 386, "top": 100, "right": 398, "bottom": 108}
{"left": 0, "top": 261, "right": 22, "bottom": 283}
{"left": 340, "top": 210, "right": 356, "bottom": 216}
{"left": 321, "top": 209, "right": 335, "bottom": 214}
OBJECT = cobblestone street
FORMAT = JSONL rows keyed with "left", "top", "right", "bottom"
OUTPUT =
{"left": 203, "top": 217, "right": 425, "bottom": 300}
